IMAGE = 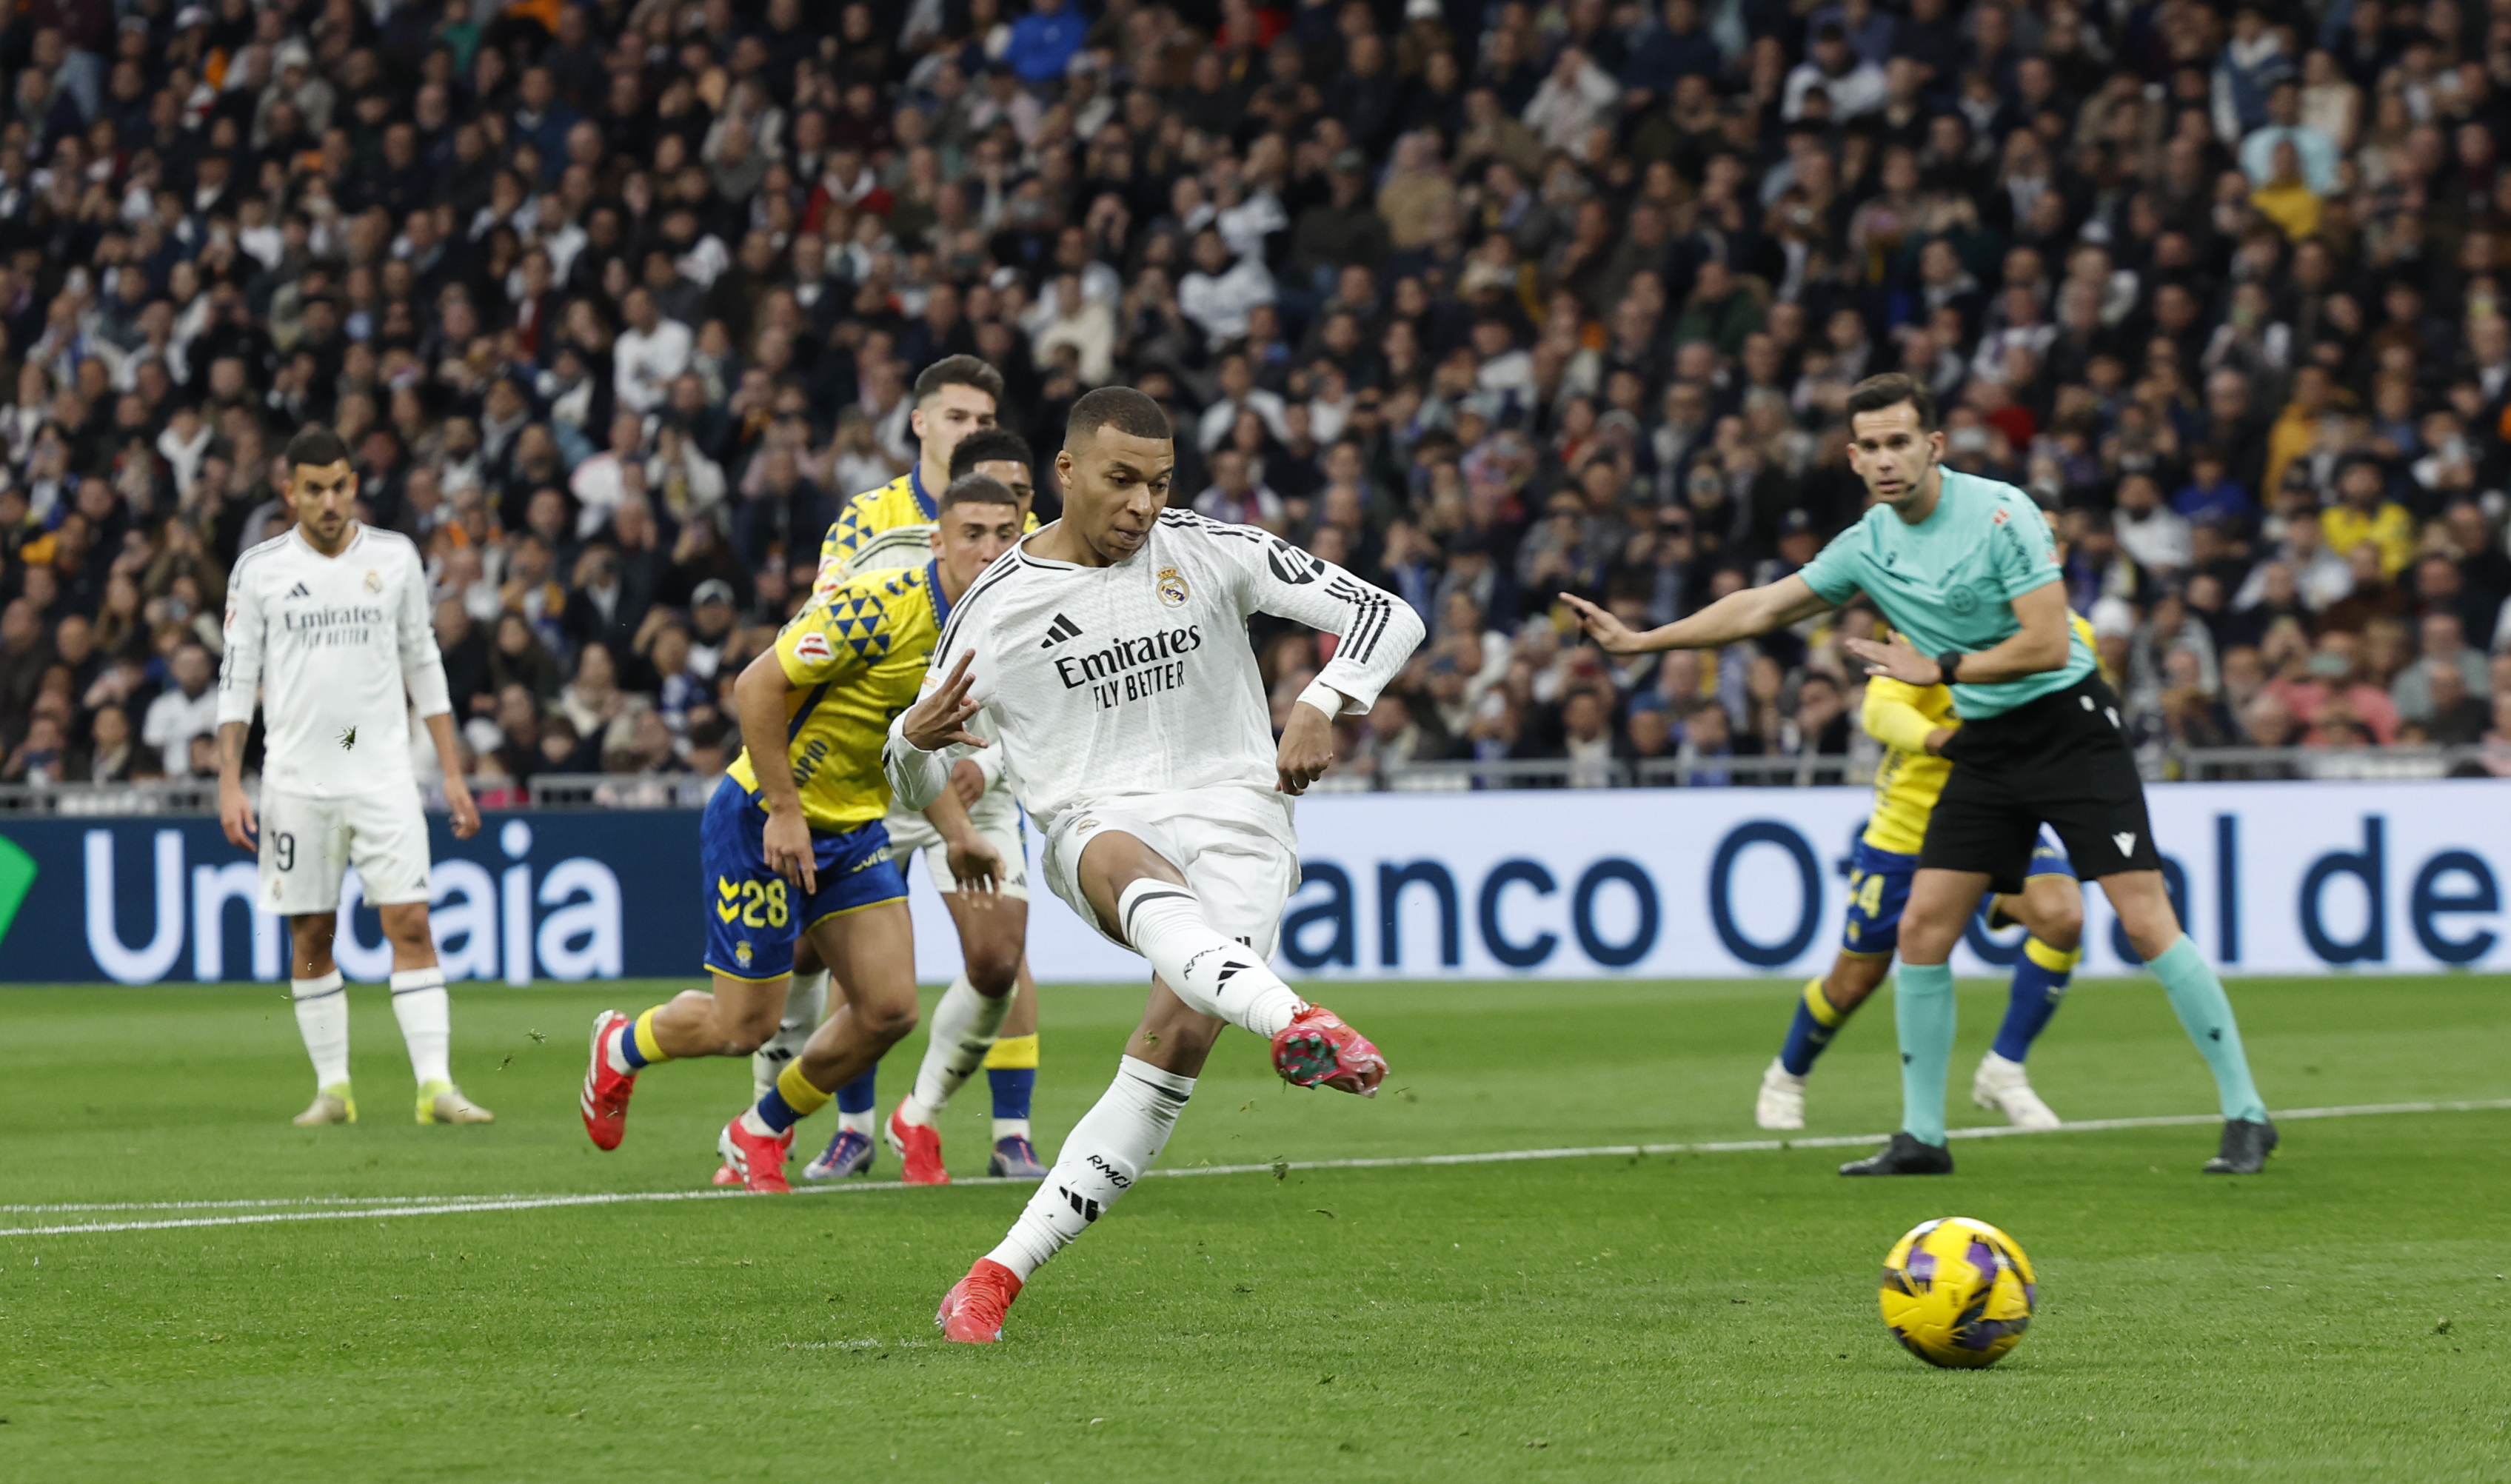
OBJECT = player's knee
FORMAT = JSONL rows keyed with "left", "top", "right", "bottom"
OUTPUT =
{"left": 713, "top": 997, "right": 783, "bottom": 1056}
{"left": 2034, "top": 903, "right": 2084, "bottom": 954}
{"left": 966, "top": 946, "right": 1021, "bottom": 997}
{"left": 1899, "top": 918, "right": 1960, "bottom": 963}
{"left": 859, "top": 993, "right": 921, "bottom": 1043}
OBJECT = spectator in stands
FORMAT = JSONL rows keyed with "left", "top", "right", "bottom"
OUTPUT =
{"left": 0, "top": 0, "right": 2495, "bottom": 811}
{"left": 141, "top": 644, "right": 218, "bottom": 779}
{"left": 2393, "top": 613, "right": 2492, "bottom": 727}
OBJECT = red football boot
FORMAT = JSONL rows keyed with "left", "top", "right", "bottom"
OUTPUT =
{"left": 581, "top": 1010, "right": 639, "bottom": 1150}
{"left": 1271, "top": 1004, "right": 1388, "bottom": 1095}
{"left": 936, "top": 1258, "right": 1024, "bottom": 1343}
{"left": 716, "top": 1117, "right": 794, "bottom": 1194}
{"left": 886, "top": 1103, "right": 950, "bottom": 1186}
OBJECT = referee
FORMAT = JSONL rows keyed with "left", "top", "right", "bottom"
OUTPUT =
{"left": 1565, "top": 373, "right": 2275, "bottom": 1175}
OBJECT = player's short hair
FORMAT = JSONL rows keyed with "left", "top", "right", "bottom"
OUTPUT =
{"left": 1843, "top": 373, "right": 1936, "bottom": 431}
{"left": 1066, "top": 386, "right": 1171, "bottom": 447}
{"left": 950, "top": 428, "right": 1034, "bottom": 478}
{"left": 913, "top": 354, "right": 1004, "bottom": 409}
{"left": 283, "top": 424, "right": 351, "bottom": 470}
{"left": 938, "top": 472, "right": 1020, "bottom": 514}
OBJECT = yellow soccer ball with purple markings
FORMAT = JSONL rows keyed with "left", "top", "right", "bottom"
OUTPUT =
{"left": 1878, "top": 1217, "right": 2037, "bottom": 1368}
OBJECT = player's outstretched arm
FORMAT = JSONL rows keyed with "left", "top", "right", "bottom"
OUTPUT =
{"left": 1561, "top": 574, "right": 1834, "bottom": 655}
{"left": 1233, "top": 533, "right": 1429, "bottom": 719}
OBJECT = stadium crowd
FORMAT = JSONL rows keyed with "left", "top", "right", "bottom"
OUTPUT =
{"left": 2, "top": 0, "right": 2511, "bottom": 796}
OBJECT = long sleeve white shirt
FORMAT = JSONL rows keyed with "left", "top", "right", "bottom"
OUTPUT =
{"left": 216, "top": 524, "right": 452, "bottom": 799}
{"left": 886, "top": 510, "right": 1425, "bottom": 832}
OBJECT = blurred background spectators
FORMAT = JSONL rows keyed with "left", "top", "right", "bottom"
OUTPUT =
{"left": 3, "top": 0, "right": 2511, "bottom": 794}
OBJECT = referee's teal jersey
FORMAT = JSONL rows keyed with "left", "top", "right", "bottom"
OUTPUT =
{"left": 1799, "top": 467, "right": 2096, "bottom": 718}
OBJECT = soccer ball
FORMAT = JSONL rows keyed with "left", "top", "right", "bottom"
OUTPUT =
{"left": 1878, "top": 1216, "right": 2037, "bottom": 1368}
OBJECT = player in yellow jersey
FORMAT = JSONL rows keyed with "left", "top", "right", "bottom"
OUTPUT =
{"left": 580, "top": 474, "right": 1026, "bottom": 1191}
{"left": 753, "top": 356, "right": 1054, "bottom": 1187}
{"left": 1752, "top": 611, "right": 2101, "bottom": 1133}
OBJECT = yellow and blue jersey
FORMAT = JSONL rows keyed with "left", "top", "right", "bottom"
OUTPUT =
{"left": 816, "top": 467, "right": 1040, "bottom": 592}
{"left": 726, "top": 561, "right": 955, "bottom": 833}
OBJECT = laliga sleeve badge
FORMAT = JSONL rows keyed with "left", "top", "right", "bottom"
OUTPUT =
{"left": 794, "top": 630, "right": 835, "bottom": 664}
{"left": 1156, "top": 566, "right": 1189, "bottom": 607}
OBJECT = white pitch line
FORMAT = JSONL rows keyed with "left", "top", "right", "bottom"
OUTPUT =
{"left": 0, "top": 1192, "right": 543, "bottom": 1215}
{"left": 3, "top": 1097, "right": 2504, "bottom": 1240}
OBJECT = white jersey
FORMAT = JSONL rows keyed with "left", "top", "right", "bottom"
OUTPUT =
{"left": 886, "top": 509, "right": 1425, "bottom": 832}
{"left": 216, "top": 524, "right": 452, "bottom": 800}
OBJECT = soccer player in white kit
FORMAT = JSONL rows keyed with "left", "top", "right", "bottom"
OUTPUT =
{"left": 886, "top": 388, "right": 1425, "bottom": 1343}
{"left": 215, "top": 426, "right": 492, "bottom": 1127}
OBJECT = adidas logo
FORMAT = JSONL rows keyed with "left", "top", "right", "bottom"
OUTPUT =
{"left": 1059, "top": 1184, "right": 1102, "bottom": 1223}
{"left": 1039, "top": 612, "right": 1084, "bottom": 648}
{"left": 287, "top": 581, "right": 311, "bottom": 598}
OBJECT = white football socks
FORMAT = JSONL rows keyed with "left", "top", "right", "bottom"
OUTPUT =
{"left": 291, "top": 970, "right": 350, "bottom": 1089}
{"left": 755, "top": 969, "right": 829, "bottom": 1102}
{"left": 903, "top": 972, "right": 1010, "bottom": 1126}
{"left": 986, "top": 1056, "right": 1192, "bottom": 1280}
{"left": 389, "top": 967, "right": 451, "bottom": 1088}
{"left": 1113, "top": 880, "right": 1303, "bottom": 1037}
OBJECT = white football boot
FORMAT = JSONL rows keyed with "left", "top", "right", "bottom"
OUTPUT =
{"left": 292, "top": 1083, "right": 356, "bottom": 1126}
{"left": 417, "top": 1081, "right": 495, "bottom": 1124}
{"left": 1755, "top": 1058, "right": 1807, "bottom": 1131}
{"left": 1971, "top": 1052, "right": 2061, "bottom": 1130}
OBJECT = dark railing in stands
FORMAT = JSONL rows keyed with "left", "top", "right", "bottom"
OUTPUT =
{"left": 0, "top": 746, "right": 2495, "bottom": 815}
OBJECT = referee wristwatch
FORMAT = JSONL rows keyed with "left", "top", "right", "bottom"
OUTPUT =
{"left": 1936, "top": 650, "right": 1965, "bottom": 686}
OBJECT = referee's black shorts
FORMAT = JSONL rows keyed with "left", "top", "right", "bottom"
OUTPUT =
{"left": 1919, "top": 673, "right": 2162, "bottom": 893}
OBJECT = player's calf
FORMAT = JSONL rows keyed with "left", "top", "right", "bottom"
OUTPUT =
{"left": 959, "top": 1056, "right": 1194, "bottom": 1331}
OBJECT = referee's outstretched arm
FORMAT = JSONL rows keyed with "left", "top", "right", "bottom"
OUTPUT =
{"left": 1561, "top": 575, "right": 1833, "bottom": 656}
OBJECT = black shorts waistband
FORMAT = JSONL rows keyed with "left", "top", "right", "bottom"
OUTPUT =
{"left": 1955, "top": 672, "right": 2115, "bottom": 741}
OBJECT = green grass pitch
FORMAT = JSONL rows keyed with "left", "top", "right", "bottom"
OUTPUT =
{"left": 2, "top": 972, "right": 2508, "bottom": 1483}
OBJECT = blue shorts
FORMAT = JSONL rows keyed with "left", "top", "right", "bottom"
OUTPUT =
{"left": 1843, "top": 829, "right": 2072, "bottom": 956}
{"left": 698, "top": 780, "right": 908, "bottom": 983}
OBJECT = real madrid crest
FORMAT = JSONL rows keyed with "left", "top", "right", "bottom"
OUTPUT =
{"left": 1155, "top": 566, "right": 1188, "bottom": 607}
{"left": 363, "top": 569, "right": 382, "bottom": 592}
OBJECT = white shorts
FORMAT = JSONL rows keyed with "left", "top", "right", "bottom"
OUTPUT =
{"left": 885, "top": 784, "right": 1030, "bottom": 900}
{"left": 1043, "top": 787, "right": 1300, "bottom": 959}
{"left": 258, "top": 787, "right": 432, "bottom": 915}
